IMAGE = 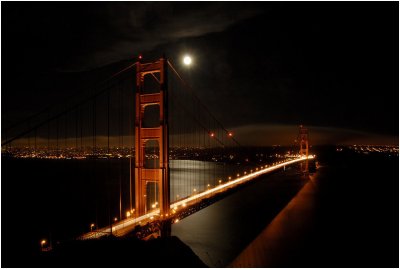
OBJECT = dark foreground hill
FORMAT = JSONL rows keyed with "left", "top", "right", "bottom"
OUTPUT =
{"left": 31, "top": 236, "right": 207, "bottom": 267}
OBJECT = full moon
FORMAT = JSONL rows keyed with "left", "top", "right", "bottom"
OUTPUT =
{"left": 183, "top": 55, "right": 192, "bottom": 66}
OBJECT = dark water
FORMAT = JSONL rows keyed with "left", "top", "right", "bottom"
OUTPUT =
{"left": 2, "top": 157, "right": 248, "bottom": 266}
{"left": 172, "top": 163, "right": 307, "bottom": 266}
{"left": 173, "top": 148, "right": 399, "bottom": 267}
{"left": 2, "top": 147, "right": 399, "bottom": 267}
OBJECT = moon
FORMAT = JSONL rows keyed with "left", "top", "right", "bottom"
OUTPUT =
{"left": 183, "top": 55, "right": 192, "bottom": 66}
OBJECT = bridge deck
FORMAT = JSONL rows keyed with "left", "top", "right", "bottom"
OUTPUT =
{"left": 79, "top": 156, "right": 313, "bottom": 240}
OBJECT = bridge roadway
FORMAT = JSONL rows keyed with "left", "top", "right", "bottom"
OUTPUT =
{"left": 79, "top": 156, "right": 313, "bottom": 240}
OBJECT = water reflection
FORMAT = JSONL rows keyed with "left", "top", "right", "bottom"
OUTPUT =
{"left": 170, "top": 160, "right": 238, "bottom": 203}
{"left": 172, "top": 166, "right": 310, "bottom": 267}
{"left": 230, "top": 173, "right": 318, "bottom": 267}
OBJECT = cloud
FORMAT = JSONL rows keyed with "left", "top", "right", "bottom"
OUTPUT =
{"left": 231, "top": 124, "right": 398, "bottom": 146}
{"left": 62, "top": 2, "right": 262, "bottom": 71}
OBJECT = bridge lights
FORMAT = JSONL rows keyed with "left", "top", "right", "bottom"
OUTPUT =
{"left": 228, "top": 132, "right": 233, "bottom": 137}
{"left": 228, "top": 176, "right": 232, "bottom": 180}
{"left": 40, "top": 239, "right": 47, "bottom": 248}
{"left": 218, "top": 179, "right": 222, "bottom": 184}
{"left": 90, "top": 223, "right": 95, "bottom": 231}
{"left": 210, "top": 132, "right": 215, "bottom": 138}
{"left": 114, "top": 217, "right": 118, "bottom": 222}
{"left": 126, "top": 211, "right": 131, "bottom": 218}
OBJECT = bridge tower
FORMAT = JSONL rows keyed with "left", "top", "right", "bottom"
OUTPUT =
{"left": 134, "top": 57, "right": 170, "bottom": 218}
{"left": 298, "top": 125, "right": 309, "bottom": 173}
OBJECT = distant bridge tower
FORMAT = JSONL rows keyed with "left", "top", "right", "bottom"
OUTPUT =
{"left": 298, "top": 125, "right": 309, "bottom": 173}
{"left": 134, "top": 57, "right": 170, "bottom": 219}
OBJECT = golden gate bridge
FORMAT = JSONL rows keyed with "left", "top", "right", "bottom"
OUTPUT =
{"left": 2, "top": 56, "right": 312, "bottom": 244}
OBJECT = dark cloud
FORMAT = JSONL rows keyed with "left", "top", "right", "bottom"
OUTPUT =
{"left": 232, "top": 124, "right": 398, "bottom": 146}
{"left": 3, "top": 2, "right": 261, "bottom": 71}
{"left": 2, "top": 2, "right": 398, "bottom": 146}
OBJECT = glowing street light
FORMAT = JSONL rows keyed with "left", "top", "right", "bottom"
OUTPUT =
{"left": 183, "top": 55, "right": 192, "bottom": 66}
{"left": 40, "top": 239, "right": 47, "bottom": 248}
{"left": 228, "top": 132, "right": 233, "bottom": 137}
{"left": 90, "top": 223, "right": 95, "bottom": 231}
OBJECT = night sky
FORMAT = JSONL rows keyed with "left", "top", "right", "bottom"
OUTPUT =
{"left": 2, "top": 2, "right": 399, "bottom": 145}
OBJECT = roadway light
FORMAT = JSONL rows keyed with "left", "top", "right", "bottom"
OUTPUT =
{"left": 228, "top": 132, "right": 233, "bottom": 137}
{"left": 183, "top": 55, "right": 192, "bottom": 66}
{"left": 41, "top": 239, "right": 47, "bottom": 248}
{"left": 90, "top": 223, "right": 95, "bottom": 231}
{"left": 114, "top": 217, "right": 118, "bottom": 222}
{"left": 126, "top": 211, "right": 131, "bottom": 218}
{"left": 210, "top": 132, "right": 215, "bottom": 137}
